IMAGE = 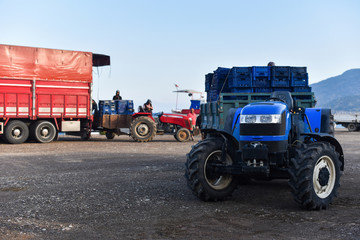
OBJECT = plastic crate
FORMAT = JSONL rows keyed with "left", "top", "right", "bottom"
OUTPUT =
{"left": 252, "top": 77, "right": 271, "bottom": 87}
{"left": 228, "top": 76, "right": 252, "bottom": 88}
{"left": 292, "top": 86, "right": 312, "bottom": 92}
{"left": 115, "top": 100, "right": 128, "bottom": 114}
{"left": 254, "top": 88, "right": 272, "bottom": 93}
{"left": 290, "top": 67, "right": 307, "bottom": 76}
{"left": 253, "top": 66, "right": 270, "bottom": 78}
{"left": 272, "top": 66, "right": 290, "bottom": 78}
{"left": 232, "top": 67, "right": 252, "bottom": 76}
{"left": 271, "top": 77, "right": 290, "bottom": 87}
{"left": 291, "top": 75, "right": 309, "bottom": 87}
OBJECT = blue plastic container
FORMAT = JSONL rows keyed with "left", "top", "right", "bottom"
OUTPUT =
{"left": 272, "top": 66, "right": 291, "bottom": 78}
{"left": 291, "top": 75, "right": 309, "bottom": 87}
{"left": 253, "top": 66, "right": 270, "bottom": 78}
{"left": 271, "top": 77, "right": 290, "bottom": 87}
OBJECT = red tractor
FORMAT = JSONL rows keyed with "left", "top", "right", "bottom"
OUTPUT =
{"left": 100, "top": 111, "right": 194, "bottom": 142}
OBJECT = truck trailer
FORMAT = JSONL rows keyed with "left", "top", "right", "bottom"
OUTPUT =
{"left": 0, "top": 44, "right": 110, "bottom": 143}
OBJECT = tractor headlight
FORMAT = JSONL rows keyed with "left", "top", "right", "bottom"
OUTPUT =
{"left": 240, "top": 114, "right": 282, "bottom": 124}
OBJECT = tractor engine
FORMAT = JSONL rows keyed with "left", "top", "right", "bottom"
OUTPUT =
{"left": 238, "top": 92, "right": 292, "bottom": 176}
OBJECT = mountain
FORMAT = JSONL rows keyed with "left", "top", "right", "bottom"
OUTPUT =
{"left": 311, "top": 69, "right": 360, "bottom": 112}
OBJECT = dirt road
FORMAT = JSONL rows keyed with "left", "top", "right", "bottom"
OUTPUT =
{"left": 0, "top": 129, "right": 359, "bottom": 239}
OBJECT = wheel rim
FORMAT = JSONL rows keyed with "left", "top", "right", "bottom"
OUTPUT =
{"left": 12, "top": 127, "right": 22, "bottom": 138}
{"left": 40, "top": 127, "right": 49, "bottom": 137}
{"left": 313, "top": 155, "right": 336, "bottom": 199}
{"left": 204, "top": 150, "right": 233, "bottom": 190}
{"left": 137, "top": 123, "right": 149, "bottom": 136}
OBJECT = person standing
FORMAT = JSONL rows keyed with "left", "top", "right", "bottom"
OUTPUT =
{"left": 113, "top": 90, "right": 122, "bottom": 100}
{"left": 187, "top": 108, "right": 197, "bottom": 140}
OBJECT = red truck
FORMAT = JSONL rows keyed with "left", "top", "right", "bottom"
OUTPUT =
{"left": 0, "top": 44, "right": 195, "bottom": 144}
{"left": 0, "top": 44, "right": 110, "bottom": 143}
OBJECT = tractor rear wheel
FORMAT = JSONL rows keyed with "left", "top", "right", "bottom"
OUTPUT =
{"left": 175, "top": 128, "right": 191, "bottom": 142}
{"left": 4, "top": 120, "right": 29, "bottom": 144}
{"left": 130, "top": 116, "right": 157, "bottom": 142}
{"left": 185, "top": 137, "right": 238, "bottom": 201}
{"left": 288, "top": 142, "right": 341, "bottom": 210}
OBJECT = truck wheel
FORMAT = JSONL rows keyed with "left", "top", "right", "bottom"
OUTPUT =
{"left": 105, "top": 131, "right": 115, "bottom": 139}
{"left": 175, "top": 128, "right": 191, "bottom": 142}
{"left": 185, "top": 137, "right": 238, "bottom": 201}
{"left": 130, "top": 116, "right": 157, "bottom": 142}
{"left": 347, "top": 123, "right": 357, "bottom": 132}
{"left": 4, "top": 120, "right": 29, "bottom": 144}
{"left": 31, "top": 121, "right": 57, "bottom": 143}
{"left": 288, "top": 142, "right": 341, "bottom": 210}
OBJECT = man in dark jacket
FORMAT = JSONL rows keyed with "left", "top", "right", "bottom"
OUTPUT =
{"left": 113, "top": 90, "right": 122, "bottom": 100}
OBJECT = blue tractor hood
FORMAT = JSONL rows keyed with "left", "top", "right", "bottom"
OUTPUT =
{"left": 241, "top": 101, "right": 287, "bottom": 115}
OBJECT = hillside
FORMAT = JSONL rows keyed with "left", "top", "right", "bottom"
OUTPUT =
{"left": 311, "top": 69, "right": 360, "bottom": 112}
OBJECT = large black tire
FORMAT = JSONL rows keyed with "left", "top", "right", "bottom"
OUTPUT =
{"left": 288, "top": 142, "right": 341, "bottom": 210}
{"left": 185, "top": 137, "right": 238, "bottom": 201}
{"left": 347, "top": 123, "right": 357, "bottom": 132}
{"left": 175, "top": 128, "right": 191, "bottom": 142}
{"left": 130, "top": 116, "right": 157, "bottom": 142}
{"left": 4, "top": 120, "right": 29, "bottom": 144}
{"left": 105, "top": 131, "right": 115, "bottom": 140}
{"left": 30, "top": 121, "right": 57, "bottom": 143}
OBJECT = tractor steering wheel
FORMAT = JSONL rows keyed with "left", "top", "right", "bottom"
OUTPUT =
{"left": 266, "top": 97, "right": 286, "bottom": 103}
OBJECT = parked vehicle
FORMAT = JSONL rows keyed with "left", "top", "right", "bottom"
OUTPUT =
{"left": 185, "top": 66, "right": 344, "bottom": 210}
{"left": 334, "top": 113, "right": 360, "bottom": 132}
{"left": 0, "top": 44, "right": 110, "bottom": 144}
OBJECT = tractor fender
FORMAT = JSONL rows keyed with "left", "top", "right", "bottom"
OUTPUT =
{"left": 202, "top": 128, "right": 240, "bottom": 151}
{"left": 301, "top": 133, "right": 344, "bottom": 171}
{"left": 132, "top": 112, "right": 155, "bottom": 121}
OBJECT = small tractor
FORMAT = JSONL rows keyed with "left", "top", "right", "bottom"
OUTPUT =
{"left": 185, "top": 91, "right": 344, "bottom": 210}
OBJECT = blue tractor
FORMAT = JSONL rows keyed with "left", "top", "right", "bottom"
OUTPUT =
{"left": 185, "top": 91, "right": 344, "bottom": 210}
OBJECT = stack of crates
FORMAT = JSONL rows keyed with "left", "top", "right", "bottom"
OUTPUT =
{"left": 204, "top": 65, "right": 312, "bottom": 102}
{"left": 228, "top": 67, "right": 252, "bottom": 93}
{"left": 209, "top": 67, "right": 231, "bottom": 101}
{"left": 99, "top": 100, "right": 134, "bottom": 116}
{"left": 290, "top": 67, "right": 311, "bottom": 92}
{"left": 271, "top": 66, "right": 291, "bottom": 90}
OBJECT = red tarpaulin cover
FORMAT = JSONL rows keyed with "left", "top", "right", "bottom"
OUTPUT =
{"left": 0, "top": 44, "right": 94, "bottom": 82}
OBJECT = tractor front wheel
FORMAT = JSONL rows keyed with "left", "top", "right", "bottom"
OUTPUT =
{"left": 185, "top": 137, "right": 238, "bottom": 201}
{"left": 288, "top": 142, "right": 341, "bottom": 210}
{"left": 130, "top": 116, "right": 157, "bottom": 142}
{"left": 175, "top": 128, "right": 191, "bottom": 142}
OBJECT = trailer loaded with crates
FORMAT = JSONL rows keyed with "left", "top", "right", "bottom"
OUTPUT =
{"left": 92, "top": 99, "right": 194, "bottom": 142}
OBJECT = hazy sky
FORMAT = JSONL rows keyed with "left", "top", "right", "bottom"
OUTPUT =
{"left": 1, "top": 0, "right": 359, "bottom": 112}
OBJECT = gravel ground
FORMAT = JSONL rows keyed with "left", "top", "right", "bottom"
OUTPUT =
{"left": 0, "top": 129, "right": 359, "bottom": 240}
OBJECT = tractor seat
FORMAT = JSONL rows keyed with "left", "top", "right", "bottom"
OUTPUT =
{"left": 270, "top": 91, "right": 294, "bottom": 111}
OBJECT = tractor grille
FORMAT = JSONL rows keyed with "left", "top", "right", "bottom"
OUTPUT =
{"left": 240, "top": 112, "right": 286, "bottom": 136}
